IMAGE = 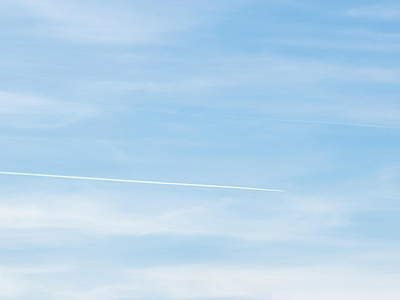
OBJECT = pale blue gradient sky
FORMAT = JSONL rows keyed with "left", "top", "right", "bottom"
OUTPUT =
{"left": 1, "top": 1, "right": 400, "bottom": 299}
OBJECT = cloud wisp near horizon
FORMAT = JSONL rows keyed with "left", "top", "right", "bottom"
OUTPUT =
{"left": 1, "top": 0, "right": 400, "bottom": 299}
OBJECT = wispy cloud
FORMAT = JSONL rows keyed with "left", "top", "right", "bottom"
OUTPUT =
{"left": 0, "top": 187, "right": 347, "bottom": 248}
{"left": 2, "top": 261, "right": 400, "bottom": 300}
{"left": 0, "top": 91, "right": 96, "bottom": 128}
{"left": 83, "top": 53, "right": 400, "bottom": 90}
{"left": 262, "top": 36, "right": 400, "bottom": 52}
{"left": 125, "top": 263, "right": 400, "bottom": 300}
{"left": 0, "top": 0, "right": 215, "bottom": 44}
{"left": 0, "top": 265, "right": 74, "bottom": 299}
{"left": 1, "top": 2, "right": 400, "bottom": 299}
{"left": 347, "top": 4, "right": 400, "bottom": 20}
{"left": 79, "top": 52, "right": 400, "bottom": 127}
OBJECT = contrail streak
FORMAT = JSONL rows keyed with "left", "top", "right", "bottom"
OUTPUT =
{"left": 0, "top": 171, "right": 284, "bottom": 192}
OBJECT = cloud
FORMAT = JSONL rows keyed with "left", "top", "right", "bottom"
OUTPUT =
{"left": 262, "top": 35, "right": 400, "bottom": 52}
{"left": 0, "top": 91, "right": 96, "bottom": 128}
{"left": 347, "top": 4, "right": 400, "bottom": 19}
{"left": 78, "top": 52, "right": 400, "bottom": 128}
{"left": 0, "top": 0, "right": 214, "bottom": 44}
{"left": 0, "top": 265, "right": 73, "bottom": 299}
{"left": 83, "top": 53, "right": 400, "bottom": 92}
{"left": 2, "top": 262, "right": 400, "bottom": 300}
{"left": 0, "top": 188, "right": 347, "bottom": 248}
{"left": 124, "top": 263, "right": 400, "bottom": 300}
{"left": 225, "top": 54, "right": 400, "bottom": 85}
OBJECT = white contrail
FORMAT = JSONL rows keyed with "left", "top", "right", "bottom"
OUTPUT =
{"left": 0, "top": 171, "right": 284, "bottom": 192}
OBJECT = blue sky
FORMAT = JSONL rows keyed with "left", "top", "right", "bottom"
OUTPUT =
{"left": 1, "top": 0, "right": 400, "bottom": 299}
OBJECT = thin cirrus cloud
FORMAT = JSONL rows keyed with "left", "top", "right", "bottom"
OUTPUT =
{"left": 1, "top": 1, "right": 400, "bottom": 299}
{"left": 346, "top": 4, "right": 400, "bottom": 19}
{"left": 124, "top": 263, "right": 400, "bottom": 300}
{"left": 0, "top": 91, "right": 96, "bottom": 127}
{"left": 77, "top": 54, "right": 400, "bottom": 119}
{"left": 77, "top": 53, "right": 400, "bottom": 128}
{"left": 2, "top": 262, "right": 400, "bottom": 300}
{"left": 0, "top": 188, "right": 346, "bottom": 247}
{"left": 1, "top": 0, "right": 214, "bottom": 44}
{"left": 83, "top": 54, "right": 400, "bottom": 92}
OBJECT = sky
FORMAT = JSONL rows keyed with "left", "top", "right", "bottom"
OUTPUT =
{"left": 1, "top": 0, "right": 400, "bottom": 299}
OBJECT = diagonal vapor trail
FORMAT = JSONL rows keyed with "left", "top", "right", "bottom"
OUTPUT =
{"left": 0, "top": 171, "right": 284, "bottom": 192}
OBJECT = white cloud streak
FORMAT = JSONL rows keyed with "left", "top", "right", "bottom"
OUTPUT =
{"left": 124, "top": 263, "right": 400, "bottom": 300}
{"left": 260, "top": 118, "right": 400, "bottom": 130}
{"left": 1, "top": 262, "right": 400, "bottom": 300}
{"left": 0, "top": 189, "right": 347, "bottom": 247}
{"left": 0, "top": 0, "right": 212, "bottom": 44}
{"left": 347, "top": 4, "right": 400, "bottom": 19}
{"left": 0, "top": 91, "right": 96, "bottom": 128}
